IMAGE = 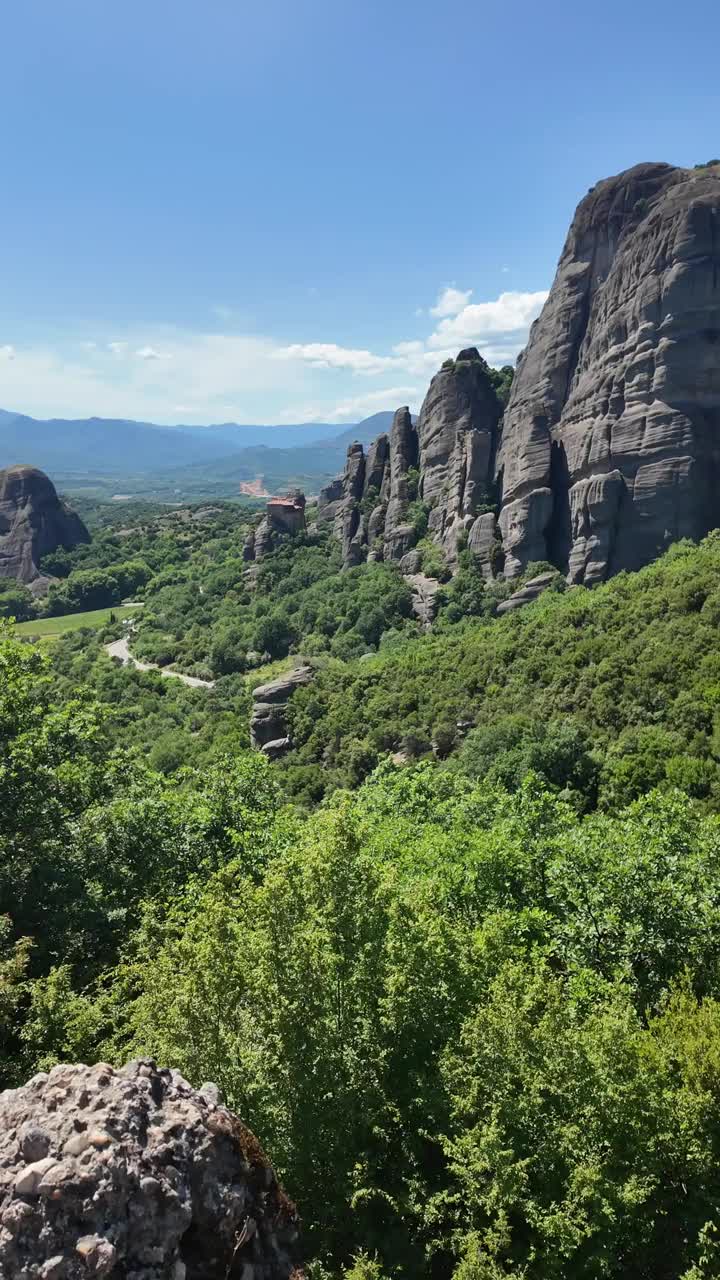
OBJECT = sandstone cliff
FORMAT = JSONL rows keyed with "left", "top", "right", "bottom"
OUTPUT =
{"left": 0, "top": 1059, "right": 299, "bottom": 1280}
{"left": 0, "top": 466, "right": 89, "bottom": 587}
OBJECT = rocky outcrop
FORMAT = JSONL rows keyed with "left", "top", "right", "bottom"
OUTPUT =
{"left": 0, "top": 1058, "right": 299, "bottom": 1280}
{"left": 383, "top": 408, "right": 419, "bottom": 561}
{"left": 319, "top": 354, "right": 503, "bottom": 570}
{"left": 417, "top": 350, "right": 502, "bottom": 563}
{"left": 320, "top": 163, "right": 720, "bottom": 592}
{"left": 0, "top": 466, "right": 89, "bottom": 586}
{"left": 495, "top": 571, "right": 560, "bottom": 615}
{"left": 250, "top": 666, "right": 313, "bottom": 757}
{"left": 493, "top": 161, "right": 720, "bottom": 582}
{"left": 244, "top": 492, "right": 306, "bottom": 562}
{"left": 405, "top": 573, "right": 442, "bottom": 628}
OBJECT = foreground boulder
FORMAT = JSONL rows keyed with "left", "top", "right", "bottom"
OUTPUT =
{"left": 0, "top": 466, "right": 89, "bottom": 587}
{"left": 0, "top": 1059, "right": 300, "bottom": 1280}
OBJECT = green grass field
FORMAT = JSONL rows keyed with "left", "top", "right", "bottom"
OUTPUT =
{"left": 14, "top": 604, "right": 142, "bottom": 644}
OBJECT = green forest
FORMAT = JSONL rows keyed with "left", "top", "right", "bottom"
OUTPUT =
{"left": 5, "top": 501, "right": 720, "bottom": 1278}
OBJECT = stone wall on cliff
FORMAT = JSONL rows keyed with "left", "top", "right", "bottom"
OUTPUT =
{"left": 0, "top": 1059, "right": 300, "bottom": 1280}
{"left": 0, "top": 466, "right": 90, "bottom": 587}
{"left": 244, "top": 492, "right": 306, "bottom": 563}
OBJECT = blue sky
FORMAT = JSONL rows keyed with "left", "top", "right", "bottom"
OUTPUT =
{"left": 1, "top": 0, "right": 719, "bottom": 425}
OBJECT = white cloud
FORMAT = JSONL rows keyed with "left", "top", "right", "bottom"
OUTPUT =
{"left": 326, "top": 385, "right": 421, "bottom": 422}
{"left": 0, "top": 281, "right": 547, "bottom": 426}
{"left": 136, "top": 346, "right": 170, "bottom": 361}
{"left": 280, "top": 386, "right": 421, "bottom": 424}
{"left": 430, "top": 286, "right": 473, "bottom": 318}
{"left": 275, "top": 342, "right": 402, "bottom": 376}
{"left": 428, "top": 289, "right": 548, "bottom": 349}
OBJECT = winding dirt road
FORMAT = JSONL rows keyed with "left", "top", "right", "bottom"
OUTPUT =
{"left": 105, "top": 635, "right": 215, "bottom": 689}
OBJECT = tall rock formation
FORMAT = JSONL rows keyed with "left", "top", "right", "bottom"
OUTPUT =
{"left": 0, "top": 465, "right": 89, "bottom": 586}
{"left": 494, "top": 161, "right": 720, "bottom": 581}
{"left": 318, "top": 351, "right": 503, "bottom": 568}
{"left": 250, "top": 665, "right": 313, "bottom": 758}
{"left": 418, "top": 349, "right": 503, "bottom": 562}
{"left": 244, "top": 491, "right": 306, "bottom": 562}
{"left": 320, "top": 162, "right": 720, "bottom": 591}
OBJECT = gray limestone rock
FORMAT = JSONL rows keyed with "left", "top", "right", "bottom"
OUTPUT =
{"left": 495, "top": 161, "right": 720, "bottom": 582}
{"left": 496, "top": 571, "right": 560, "bottom": 614}
{"left": 416, "top": 349, "right": 502, "bottom": 565}
{"left": 399, "top": 549, "right": 423, "bottom": 574}
{"left": 384, "top": 523, "right": 417, "bottom": 563}
{"left": 249, "top": 666, "right": 313, "bottom": 755}
{"left": 405, "top": 573, "right": 441, "bottom": 628}
{"left": 364, "top": 434, "right": 389, "bottom": 495}
{"left": 0, "top": 1059, "right": 299, "bottom": 1280}
{"left": 316, "top": 476, "right": 345, "bottom": 523}
{"left": 467, "top": 512, "right": 499, "bottom": 579}
{"left": 0, "top": 466, "right": 89, "bottom": 585}
{"left": 383, "top": 408, "right": 419, "bottom": 558}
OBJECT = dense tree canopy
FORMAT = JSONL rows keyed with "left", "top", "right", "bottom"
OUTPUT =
{"left": 6, "top": 494, "right": 720, "bottom": 1279}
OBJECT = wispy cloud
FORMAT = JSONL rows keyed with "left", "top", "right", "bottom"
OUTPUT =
{"left": 0, "top": 282, "right": 547, "bottom": 425}
{"left": 136, "top": 346, "right": 170, "bottom": 361}
{"left": 275, "top": 342, "right": 402, "bottom": 376}
{"left": 430, "top": 285, "right": 473, "bottom": 318}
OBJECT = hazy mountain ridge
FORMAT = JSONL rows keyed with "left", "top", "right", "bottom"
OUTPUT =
{"left": 0, "top": 408, "right": 398, "bottom": 498}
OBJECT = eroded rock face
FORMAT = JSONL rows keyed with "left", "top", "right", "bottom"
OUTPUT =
{"left": 495, "top": 571, "right": 560, "bottom": 615}
{"left": 0, "top": 1059, "right": 299, "bottom": 1280}
{"left": 417, "top": 350, "right": 502, "bottom": 564}
{"left": 494, "top": 161, "right": 720, "bottom": 581}
{"left": 250, "top": 666, "right": 313, "bottom": 756}
{"left": 0, "top": 466, "right": 89, "bottom": 585}
{"left": 318, "top": 353, "right": 502, "bottom": 570}
{"left": 244, "top": 493, "right": 306, "bottom": 562}
{"left": 319, "top": 163, "right": 720, "bottom": 590}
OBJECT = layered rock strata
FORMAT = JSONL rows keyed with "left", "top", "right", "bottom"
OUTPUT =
{"left": 0, "top": 465, "right": 89, "bottom": 587}
{"left": 0, "top": 1058, "right": 299, "bottom": 1280}
{"left": 494, "top": 161, "right": 720, "bottom": 581}
{"left": 318, "top": 351, "right": 503, "bottom": 568}
{"left": 250, "top": 666, "right": 313, "bottom": 757}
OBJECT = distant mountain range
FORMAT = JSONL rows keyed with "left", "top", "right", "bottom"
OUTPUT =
{"left": 0, "top": 409, "right": 398, "bottom": 500}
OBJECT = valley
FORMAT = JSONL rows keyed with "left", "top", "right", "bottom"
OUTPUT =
{"left": 2, "top": 158, "right": 720, "bottom": 1280}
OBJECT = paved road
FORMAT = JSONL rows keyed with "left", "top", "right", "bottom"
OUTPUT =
{"left": 105, "top": 635, "right": 215, "bottom": 689}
